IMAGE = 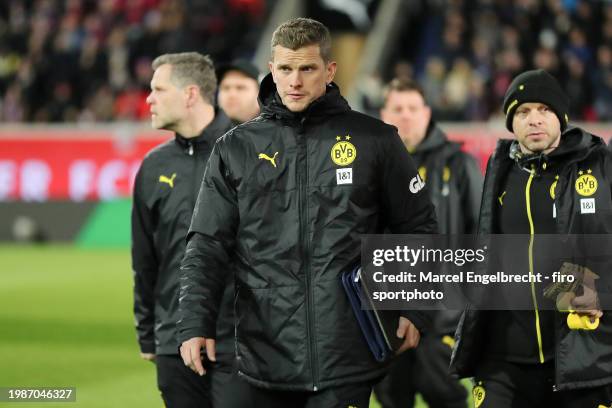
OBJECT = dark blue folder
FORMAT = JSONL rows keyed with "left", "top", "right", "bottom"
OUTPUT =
{"left": 341, "top": 266, "right": 402, "bottom": 362}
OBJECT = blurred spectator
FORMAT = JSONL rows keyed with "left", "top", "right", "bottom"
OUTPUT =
{"left": 565, "top": 51, "right": 592, "bottom": 120}
{"left": 533, "top": 46, "right": 561, "bottom": 78}
{"left": 78, "top": 84, "right": 115, "bottom": 122}
{"left": 216, "top": 59, "right": 260, "bottom": 125}
{"left": 1, "top": 82, "right": 25, "bottom": 122}
{"left": 421, "top": 56, "right": 446, "bottom": 117}
{"left": 593, "top": 45, "right": 612, "bottom": 121}
{"left": 442, "top": 57, "right": 471, "bottom": 120}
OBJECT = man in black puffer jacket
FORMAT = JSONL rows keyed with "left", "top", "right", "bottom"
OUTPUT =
{"left": 178, "top": 18, "right": 437, "bottom": 407}
{"left": 375, "top": 78, "right": 482, "bottom": 408}
{"left": 132, "top": 52, "right": 247, "bottom": 408}
{"left": 450, "top": 69, "right": 612, "bottom": 407}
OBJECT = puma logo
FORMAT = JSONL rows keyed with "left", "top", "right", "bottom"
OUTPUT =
{"left": 498, "top": 191, "right": 506, "bottom": 206}
{"left": 258, "top": 152, "right": 279, "bottom": 168}
{"left": 159, "top": 173, "right": 176, "bottom": 188}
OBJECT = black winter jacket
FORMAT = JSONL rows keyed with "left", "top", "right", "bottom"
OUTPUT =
{"left": 410, "top": 123, "right": 482, "bottom": 235}
{"left": 178, "top": 74, "right": 438, "bottom": 391}
{"left": 410, "top": 123, "right": 483, "bottom": 334}
{"left": 131, "top": 110, "right": 234, "bottom": 358}
{"left": 451, "top": 127, "right": 612, "bottom": 391}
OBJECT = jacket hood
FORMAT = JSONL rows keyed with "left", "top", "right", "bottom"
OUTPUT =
{"left": 258, "top": 73, "right": 350, "bottom": 122}
{"left": 503, "top": 126, "right": 605, "bottom": 169}
{"left": 413, "top": 122, "right": 461, "bottom": 158}
{"left": 548, "top": 126, "right": 604, "bottom": 163}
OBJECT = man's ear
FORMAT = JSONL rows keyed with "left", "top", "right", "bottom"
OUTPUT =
{"left": 326, "top": 61, "right": 337, "bottom": 84}
{"left": 185, "top": 85, "right": 199, "bottom": 107}
{"left": 424, "top": 105, "right": 432, "bottom": 123}
{"left": 268, "top": 61, "right": 276, "bottom": 83}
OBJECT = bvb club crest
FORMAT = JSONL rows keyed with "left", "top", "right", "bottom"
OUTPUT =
{"left": 473, "top": 383, "right": 486, "bottom": 408}
{"left": 331, "top": 135, "right": 357, "bottom": 166}
{"left": 575, "top": 170, "right": 597, "bottom": 197}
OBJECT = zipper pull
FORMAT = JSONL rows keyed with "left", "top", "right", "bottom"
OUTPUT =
{"left": 188, "top": 143, "right": 194, "bottom": 156}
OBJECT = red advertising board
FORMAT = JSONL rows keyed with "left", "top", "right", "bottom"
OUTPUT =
{"left": 1, "top": 124, "right": 609, "bottom": 202}
{"left": 0, "top": 129, "right": 170, "bottom": 201}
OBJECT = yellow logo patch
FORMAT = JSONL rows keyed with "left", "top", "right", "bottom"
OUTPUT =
{"left": 331, "top": 135, "right": 356, "bottom": 166}
{"left": 473, "top": 383, "right": 486, "bottom": 408}
{"left": 550, "top": 176, "right": 558, "bottom": 199}
{"left": 498, "top": 191, "right": 506, "bottom": 206}
{"left": 418, "top": 166, "right": 427, "bottom": 181}
{"left": 442, "top": 335, "right": 455, "bottom": 348}
{"left": 443, "top": 166, "right": 451, "bottom": 182}
{"left": 159, "top": 173, "right": 176, "bottom": 188}
{"left": 575, "top": 170, "right": 597, "bottom": 196}
{"left": 258, "top": 152, "right": 279, "bottom": 168}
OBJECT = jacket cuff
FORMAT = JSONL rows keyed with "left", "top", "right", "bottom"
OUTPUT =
{"left": 139, "top": 340, "right": 155, "bottom": 354}
{"left": 400, "top": 310, "right": 433, "bottom": 335}
{"left": 177, "top": 318, "right": 216, "bottom": 344}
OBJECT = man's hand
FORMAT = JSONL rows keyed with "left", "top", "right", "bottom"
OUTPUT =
{"left": 140, "top": 352, "right": 156, "bottom": 362}
{"left": 180, "top": 337, "right": 216, "bottom": 376}
{"left": 396, "top": 316, "right": 420, "bottom": 354}
{"left": 571, "top": 280, "right": 603, "bottom": 320}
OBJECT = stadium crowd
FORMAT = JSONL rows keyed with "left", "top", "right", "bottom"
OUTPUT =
{"left": 0, "top": 0, "right": 270, "bottom": 123}
{"left": 0, "top": 0, "right": 610, "bottom": 124}
{"left": 364, "top": 0, "right": 612, "bottom": 122}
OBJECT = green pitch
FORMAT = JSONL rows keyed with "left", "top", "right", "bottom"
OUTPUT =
{"left": 0, "top": 245, "right": 468, "bottom": 407}
{"left": 0, "top": 245, "right": 160, "bottom": 408}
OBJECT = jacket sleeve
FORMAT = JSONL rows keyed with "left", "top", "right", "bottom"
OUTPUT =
{"left": 597, "top": 148, "right": 612, "bottom": 309}
{"left": 379, "top": 128, "right": 438, "bottom": 333}
{"left": 178, "top": 140, "right": 238, "bottom": 343}
{"left": 457, "top": 152, "right": 484, "bottom": 234}
{"left": 131, "top": 165, "right": 158, "bottom": 353}
{"left": 379, "top": 128, "right": 438, "bottom": 234}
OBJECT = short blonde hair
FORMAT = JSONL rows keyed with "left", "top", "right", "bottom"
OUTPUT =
{"left": 152, "top": 52, "right": 217, "bottom": 104}
{"left": 271, "top": 18, "right": 332, "bottom": 62}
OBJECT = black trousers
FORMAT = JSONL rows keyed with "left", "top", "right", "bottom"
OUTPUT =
{"left": 473, "top": 359, "right": 612, "bottom": 408}
{"left": 242, "top": 378, "right": 377, "bottom": 408}
{"left": 156, "top": 355, "right": 251, "bottom": 408}
{"left": 374, "top": 335, "right": 468, "bottom": 408}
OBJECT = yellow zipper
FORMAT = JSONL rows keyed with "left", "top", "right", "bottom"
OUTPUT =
{"left": 525, "top": 165, "right": 545, "bottom": 363}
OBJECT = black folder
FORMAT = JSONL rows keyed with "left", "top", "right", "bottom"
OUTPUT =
{"left": 341, "top": 265, "right": 402, "bottom": 362}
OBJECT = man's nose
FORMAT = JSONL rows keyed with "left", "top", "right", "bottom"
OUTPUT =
{"left": 146, "top": 92, "right": 154, "bottom": 104}
{"left": 289, "top": 72, "right": 303, "bottom": 88}
{"left": 528, "top": 111, "right": 543, "bottom": 125}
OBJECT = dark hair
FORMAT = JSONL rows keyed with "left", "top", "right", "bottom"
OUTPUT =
{"left": 271, "top": 18, "right": 332, "bottom": 62}
{"left": 382, "top": 78, "right": 426, "bottom": 107}
{"left": 152, "top": 52, "right": 217, "bottom": 104}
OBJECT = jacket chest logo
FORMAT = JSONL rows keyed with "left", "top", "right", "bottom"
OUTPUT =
{"left": 159, "top": 173, "right": 176, "bottom": 188}
{"left": 331, "top": 135, "right": 356, "bottom": 166}
{"left": 498, "top": 191, "right": 506, "bottom": 206}
{"left": 418, "top": 166, "right": 427, "bottom": 181}
{"left": 258, "top": 152, "right": 279, "bottom": 168}
{"left": 473, "top": 383, "right": 486, "bottom": 407}
{"left": 409, "top": 174, "right": 425, "bottom": 193}
{"left": 575, "top": 169, "right": 597, "bottom": 196}
{"left": 550, "top": 176, "right": 559, "bottom": 199}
